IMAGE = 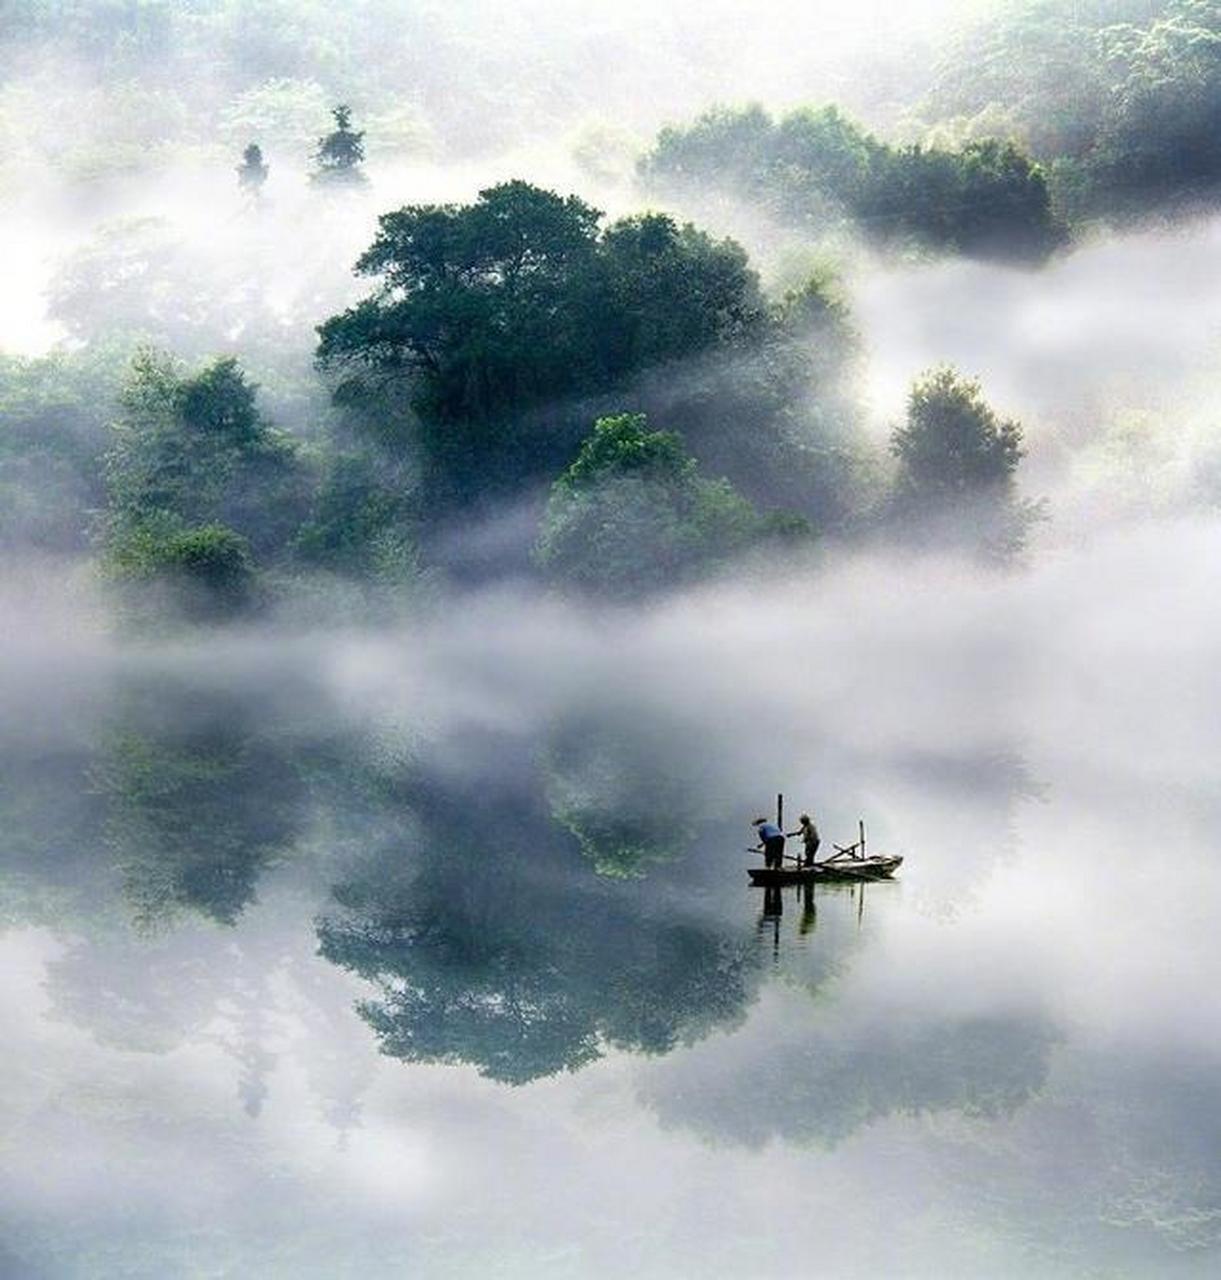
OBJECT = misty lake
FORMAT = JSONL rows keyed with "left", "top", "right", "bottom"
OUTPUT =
{"left": 4, "top": 533, "right": 1221, "bottom": 1279}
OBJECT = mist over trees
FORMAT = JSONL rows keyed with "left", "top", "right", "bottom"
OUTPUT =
{"left": 889, "top": 368, "right": 1043, "bottom": 561}
{"left": 0, "top": 158, "right": 1045, "bottom": 614}
{"left": 640, "top": 104, "right": 1066, "bottom": 263}
{"left": 315, "top": 180, "right": 866, "bottom": 570}
{"left": 925, "top": 0, "right": 1221, "bottom": 221}
{"left": 101, "top": 351, "right": 310, "bottom": 617}
{"left": 236, "top": 141, "right": 268, "bottom": 195}
{"left": 311, "top": 105, "right": 367, "bottom": 187}
{"left": 535, "top": 413, "right": 788, "bottom": 598}
{"left": 13, "top": 0, "right": 1206, "bottom": 609}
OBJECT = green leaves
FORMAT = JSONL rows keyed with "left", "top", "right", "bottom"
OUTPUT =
{"left": 641, "top": 102, "right": 1063, "bottom": 262}
{"left": 890, "top": 367, "right": 1040, "bottom": 562}
{"left": 317, "top": 182, "right": 773, "bottom": 504}
{"left": 536, "top": 413, "right": 775, "bottom": 598}
{"left": 103, "top": 350, "right": 310, "bottom": 615}
{"left": 310, "top": 103, "right": 367, "bottom": 186}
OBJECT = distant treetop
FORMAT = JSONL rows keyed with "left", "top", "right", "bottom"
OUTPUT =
{"left": 312, "top": 104, "right": 367, "bottom": 186}
{"left": 236, "top": 142, "right": 268, "bottom": 195}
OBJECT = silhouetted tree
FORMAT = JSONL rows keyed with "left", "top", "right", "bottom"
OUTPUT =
{"left": 236, "top": 141, "right": 269, "bottom": 196}
{"left": 890, "top": 367, "right": 1041, "bottom": 561}
{"left": 311, "top": 104, "right": 367, "bottom": 186}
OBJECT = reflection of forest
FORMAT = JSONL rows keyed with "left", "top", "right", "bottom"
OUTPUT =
{"left": 318, "top": 741, "right": 763, "bottom": 1083}
{"left": 8, "top": 664, "right": 1221, "bottom": 1270}
{"left": 642, "top": 992, "right": 1058, "bottom": 1148}
{"left": 0, "top": 664, "right": 1053, "bottom": 1106}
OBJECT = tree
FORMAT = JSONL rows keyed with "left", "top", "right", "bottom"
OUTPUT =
{"left": 640, "top": 102, "right": 1064, "bottom": 263}
{"left": 535, "top": 413, "right": 773, "bottom": 597}
{"left": 102, "top": 351, "right": 310, "bottom": 612}
{"left": 292, "top": 451, "right": 420, "bottom": 584}
{"left": 317, "top": 180, "right": 606, "bottom": 446}
{"left": 1088, "top": 1, "right": 1221, "bottom": 209}
{"left": 0, "top": 345, "right": 124, "bottom": 551}
{"left": 107, "top": 519, "right": 258, "bottom": 621}
{"left": 236, "top": 141, "right": 269, "bottom": 196}
{"left": 311, "top": 103, "right": 367, "bottom": 186}
{"left": 889, "top": 368, "right": 1041, "bottom": 560}
{"left": 316, "top": 182, "right": 818, "bottom": 513}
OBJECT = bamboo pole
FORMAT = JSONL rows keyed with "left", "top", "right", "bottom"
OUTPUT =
{"left": 777, "top": 793, "right": 784, "bottom": 829}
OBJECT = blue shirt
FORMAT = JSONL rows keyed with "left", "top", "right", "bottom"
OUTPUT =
{"left": 757, "top": 822, "right": 783, "bottom": 842}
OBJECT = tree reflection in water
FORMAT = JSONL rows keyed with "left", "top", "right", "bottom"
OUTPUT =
{"left": 318, "top": 746, "right": 763, "bottom": 1083}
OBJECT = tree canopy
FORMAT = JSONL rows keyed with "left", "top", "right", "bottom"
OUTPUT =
{"left": 317, "top": 180, "right": 863, "bottom": 550}
{"left": 311, "top": 104, "right": 367, "bottom": 185}
{"left": 890, "top": 367, "right": 1040, "bottom": 560}
{"left": 315, "top": 181, "right": 797, "bottom": 502}
{"left": 924, "top": 0, "right": 1221, "bottom": 220}
{"left": 102, "top": 351, "right": 311, "bottom": 612}
{"left": 535, "top": 413, "right": 785, "bottom": 597}
{"left": 640, "top": 103, "right": 1065, "bottom": 262}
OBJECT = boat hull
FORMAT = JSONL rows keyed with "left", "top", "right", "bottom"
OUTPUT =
{"left": 747, "top": 855, "right": 902, "bottom": 886}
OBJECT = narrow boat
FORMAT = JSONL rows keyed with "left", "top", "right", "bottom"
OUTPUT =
{"left": 747, "top": 853, "right": 903, "bottom": 886}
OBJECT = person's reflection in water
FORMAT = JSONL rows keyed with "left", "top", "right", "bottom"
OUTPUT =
{"left": 799, "top": 880, "right": 817, "bottom": 935}
{"left": 758, "top": 884, "right": 783, "bottom": 963}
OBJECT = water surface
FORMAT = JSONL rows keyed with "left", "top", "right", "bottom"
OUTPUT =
{"left": 4, "top": 532, "right": 1221, "bottom": 1278}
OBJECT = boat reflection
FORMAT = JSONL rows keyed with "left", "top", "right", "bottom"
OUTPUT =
{"left": 753, "top": 876, "right": 890, "bottom": 963}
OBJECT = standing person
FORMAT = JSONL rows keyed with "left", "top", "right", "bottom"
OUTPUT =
{"left": 752, "top": 817, "right": 787, "bottom": 869}
{"left": 787, "top": 812, "right": 821, "bottom": 867}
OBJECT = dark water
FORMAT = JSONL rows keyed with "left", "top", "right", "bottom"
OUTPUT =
{"left": 4, "top": 544, "right": 1221, "bottom": 1279}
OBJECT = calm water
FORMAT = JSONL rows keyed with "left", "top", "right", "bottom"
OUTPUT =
{"left": 4, "top": 533, "right": 1221, "bottom": 1279}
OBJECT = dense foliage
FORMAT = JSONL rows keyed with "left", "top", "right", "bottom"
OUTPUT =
{"left": 640, "top": 103, "right": 1065, "bottom": 262}
{"left": 926, "top": 0, "right": 1221, "bottom": 219}
{"left": 0, "top": 346, "right": 123, "bottom": 550}
{"left": 102, "top": 351, "right": 310, "bottom": 614}
{"left": 535, "top": 413, "right": 786, "bottom": 597}
{"left": 317, "top": 181, "right": 861, "bottom": 529}
{"left": 890, "top": 368, "right": 1041, "bottom": 561}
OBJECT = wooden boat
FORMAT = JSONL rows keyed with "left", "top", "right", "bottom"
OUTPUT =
{"left": 748, "top": 853, "right": 903, "bottom": 886}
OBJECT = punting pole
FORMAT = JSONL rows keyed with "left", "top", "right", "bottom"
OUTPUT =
{"left": 777, "top": 793, "right": 784, "bottom": 829}
{"left": 859, "top": 819, "right": 866, "bottom": 858}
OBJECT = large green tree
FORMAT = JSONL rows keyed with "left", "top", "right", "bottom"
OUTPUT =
{"left": 316, "top": 181, "right": 856, "bottom": 516}
{"left": 889, "top": 368, "right": 1041, "bottom": 561}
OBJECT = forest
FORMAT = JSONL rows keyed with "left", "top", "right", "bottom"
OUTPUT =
{"left": 6, "top": 1, "right": 1221, "bottom": 620}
